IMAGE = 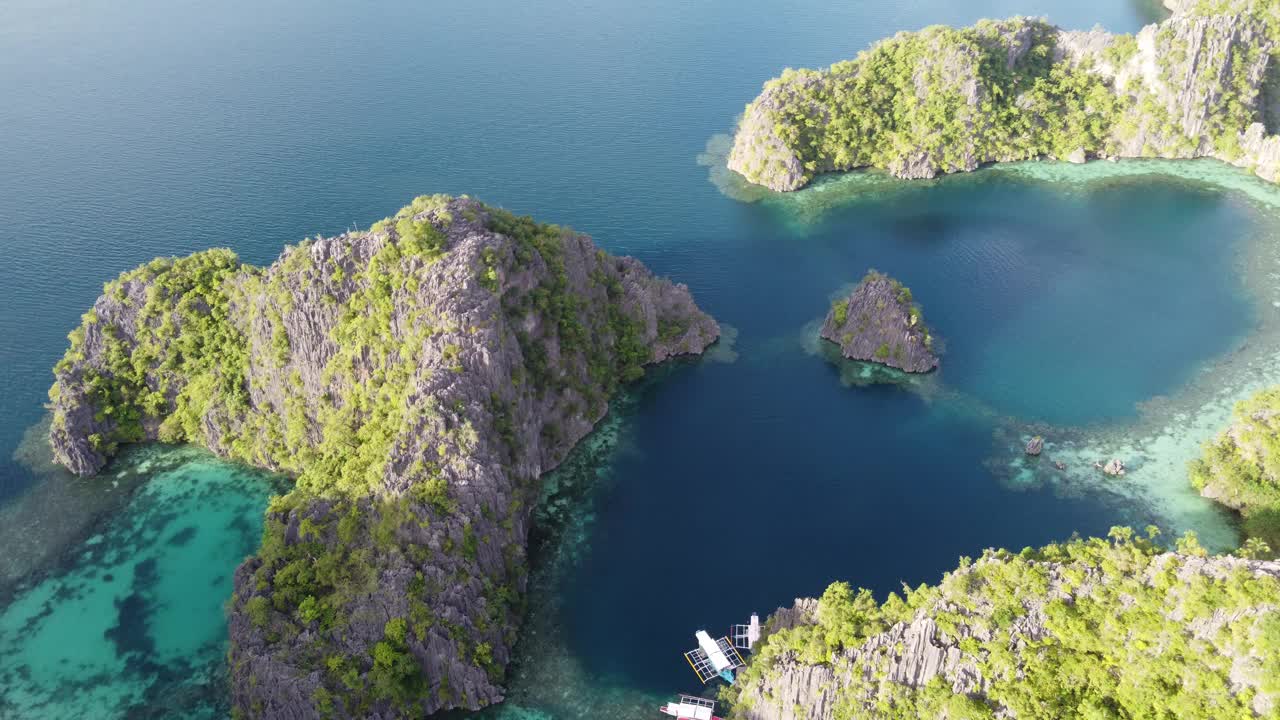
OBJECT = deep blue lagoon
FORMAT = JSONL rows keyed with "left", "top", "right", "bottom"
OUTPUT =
{"left": 1, "top": 0, "right": 1277, "bottom": 717}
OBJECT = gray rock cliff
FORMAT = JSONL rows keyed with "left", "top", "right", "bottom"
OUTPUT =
{"left": 729, "top": 1, "right": 1280, "bottom": 191}
{"left": 732, "top": 550, "right": 1280, "bottom": 720}
{"left": 47, "top": 196, "right": 718, "bottom": 717}
{"left": 820, "top": 271, "right": 937, "bottom": 373}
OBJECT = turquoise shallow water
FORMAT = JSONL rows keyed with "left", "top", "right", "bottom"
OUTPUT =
{"left": 3, "top": 0, "right": 1279, "bottom": 717}
{"left": 0, "top": 445, "right": 286, "bottom": 717}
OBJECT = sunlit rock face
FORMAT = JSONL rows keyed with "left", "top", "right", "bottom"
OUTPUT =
{"left": 820, "top": 271, "right": 937, "bottom": 374}
{"left": 46, "top": 195, "right": 718, "bottom": 718}
{"left": 733, "top": 548, "right": 1280, "bottom": 720}
{"left": 728, "top": 1, "right": 1280, "bottom": 191}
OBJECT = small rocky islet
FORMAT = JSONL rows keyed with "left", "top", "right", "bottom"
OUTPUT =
{"left": 820, "top": 271, "right": 937, "bottom": 374}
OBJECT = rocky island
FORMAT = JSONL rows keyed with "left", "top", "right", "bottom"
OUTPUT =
{"left": 46, "top": 195, "right": 718, "bottom": 718}
{"left": 821, "top": 272, "right": 937, "bottom": 373}
{"left": 1191, "top": 387, "right": 1280, "bottom": 556}
{"left": 727, "top": 530, "right": 1280, "bottom": 720}
{"left": 728, "top": 0, "right": 1280, "bottom": 191}
{"left": 723, "top": 0, "right": 1280, "bottom": 709}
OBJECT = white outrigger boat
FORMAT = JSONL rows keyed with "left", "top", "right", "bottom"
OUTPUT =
{"left": 684, "top": 630, "right": 746, "bottom": 684}
{"left": 662, "top": 614, "right": 760, "bottom": 718}
{"left": 659, "top": 694, "right": 721, "bottom": 720}
{"left": 683, "top": 613, "right": 760, "bottom": 685}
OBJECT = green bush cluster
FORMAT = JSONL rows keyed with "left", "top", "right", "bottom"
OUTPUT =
{"left": 1190, "top": 387, "right": 1280, "bottom": 557}
{"left": 730, "top": 528, "right": 1280, "bottom": 719}
{"left": 831, "top": 298, "right": 850, "bottom": 326}
{"left": 491, "top": 206, "right": 655, "bottom": 410}
{"left": 235, "top": 493, "right": 505, "bottom": 716}
{"left": 739, "top": 3, "right": 1280, "bottom": 189}
{"left": 369, "top": 618, "right": 426, "bottom": 707}
{"left": 52, "top": 194, "right": 688, "bottom": 715}
{"left": 744, "top": 19, "right": 1125, "bottom": 187}
{"left": 50, "top": 249, "right": 250, "bottom": 457}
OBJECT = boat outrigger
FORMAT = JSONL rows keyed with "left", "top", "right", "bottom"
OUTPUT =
{"left": 659, "top": 694, "right": 722, "bottom": 720}
{"left": 681, "top": 613, "right": 760, "bottom": 685}
{"left": 731, "top": 613, "right": 761, "bottom": 652}
{"left": 684, "top": 630, "right": 746, "bottom": 684}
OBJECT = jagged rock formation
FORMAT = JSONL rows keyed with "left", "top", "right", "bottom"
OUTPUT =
{"left": 1191, "top": 386, "right": 1280, "bottom": 554}
{"left": 820, "top": 271, "right": 937, "bottom": 373}
{"left": 729, "top": 534, "right": 1280, "bottom": 720}
{"left": 1025, "top": 436, "right": 1044, "bottom": 456}
{"left": 46, "top": 195, "right": 718, "bottom": 717}
{"left": 728, "top": 0, "right": 1280, "bottom": 191}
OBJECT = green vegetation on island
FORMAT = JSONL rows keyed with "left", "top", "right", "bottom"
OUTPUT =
{"left": 822, "top": 270, "right": 938, "bottom": 373}
{"left": 46, "top": 194, "right": 718, "bottom": 717}
{"left": 728, "top": 528, "right": 1280, "bottom": 719}
{"left": 49, "top": 249, "right": 246, "bottom": 461}
{"left": 1191, "top": 387, "right": 1280, "bottom": 558}
{"left": 48, "top": 196, "right": 662, "bottom": 496}
{"left": 728, "top": 1, "right": 1280, "bottom": 191}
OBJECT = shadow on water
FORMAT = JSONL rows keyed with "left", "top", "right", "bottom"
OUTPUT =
{"left": 453, "top": 363, "right": 715, "bottom": 720}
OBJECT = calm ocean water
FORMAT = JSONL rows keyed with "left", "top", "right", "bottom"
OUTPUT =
{"left": 0, "top": 0, "right": 1265, "bottom": 717}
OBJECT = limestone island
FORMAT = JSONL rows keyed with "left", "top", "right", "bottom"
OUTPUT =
{"left": 728, "top": 0, "right": 1280, "bottom": 191}
{"left": 1191, "top": 386, "right": 1280, "bottom": 554}
{"left": 821, "top": 271, "right": 937, "bottom": 373}
{"left": 727, "top": 536, "right": 1280, "bottom": 720}
{"left": 47, "top": 195, "right": 718, "bottom": 718}
{"left": 718, "top": 2, "right": 1280, "bottom": 716}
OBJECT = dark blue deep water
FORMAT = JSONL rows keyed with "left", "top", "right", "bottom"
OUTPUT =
{"left": 549, "top": 172, "right": 1254, "bottom": 708}
{"left": 0, "top": 0, "right": 1267, "bottom": 717}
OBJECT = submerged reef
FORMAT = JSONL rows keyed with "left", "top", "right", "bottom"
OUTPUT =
{"left": 820, "top": 271, "right": 937, "bottom": 373}
{"left": 729, "top": 0, "right": 1280, "bottom": 191}
{"left": 727, "top": 531, "right": 1280, "bottom": 720}
{"left": 46, "top": 195, "right": 718, "bottom": 717}
{"left": 0, "top": 445, "right": 286, "bottom": 718}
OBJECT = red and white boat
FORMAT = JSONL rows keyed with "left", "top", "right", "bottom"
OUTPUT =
{"left": 659, "top": 695, "right": 721, "bottom": 720}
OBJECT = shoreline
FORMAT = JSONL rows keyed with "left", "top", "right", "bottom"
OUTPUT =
{"left": 712, "top": 149, "right": 1280, "bottom": 551}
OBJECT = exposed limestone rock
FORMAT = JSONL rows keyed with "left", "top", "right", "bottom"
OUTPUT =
{"left": 1189, "top": 388, "right": 1280, "bottom": 556}
{"left": 731, "top": 551, "right": 1280, "bottom": 720}
{"left": 1236, "top": 121, "right": 1280, "bottom": 180}
{"left": 1194, "top": 400, "right": 1280, "bottom": 509}
{"left": 1025, "top": 436, "right": 1044, "bottom": 456}
{"left": 820, "top": 271, "right": 938, "bottom": 373}
{"left": 766, "top": 598, "right": 819, "bottom": 634}
{"left": 1104, "top": 458, "right": 1127, "bottom": 476}
{"left": 728, "top": 2, "right": 1280, "bottom": 191}
{"left": 46, "top": 196, "right": 718, "bottom": 718}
